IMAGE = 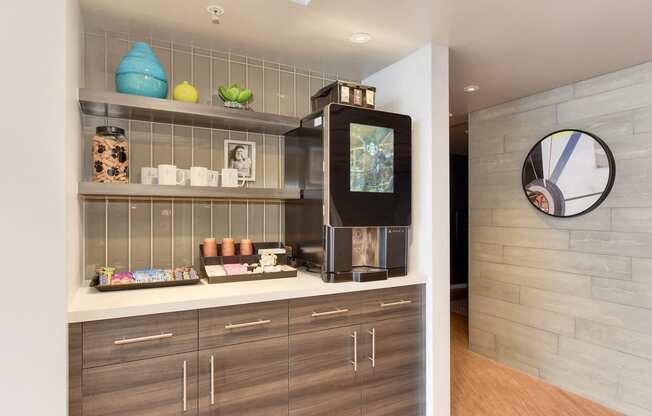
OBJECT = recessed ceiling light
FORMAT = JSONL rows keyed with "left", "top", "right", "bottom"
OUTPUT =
{"left": 349, "top": 32, "right": 372, "bottom": 44}
{"left": 289, "top": 0, "right": 312, "bottom": 5}
{"left": 207, "top": 5, "right": 225, "bottom": 24}
{"left": 464, "top": 85, "right": 480, "bottom": 92}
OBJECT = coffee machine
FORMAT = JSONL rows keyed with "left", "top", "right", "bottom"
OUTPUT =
{"left": 285, "top": 104, "right": 411, "bottom": 282}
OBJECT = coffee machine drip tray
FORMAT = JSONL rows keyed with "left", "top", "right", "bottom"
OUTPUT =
{"left": 322, "top": 267, "right": 388, "bottom": 283}
{"left": 352, "top": 267, "right": 388, "bottom": 282}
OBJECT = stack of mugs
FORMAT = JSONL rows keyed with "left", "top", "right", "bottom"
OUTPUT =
{"left": 141, "top": 165, "right": 240, "bottom": 187}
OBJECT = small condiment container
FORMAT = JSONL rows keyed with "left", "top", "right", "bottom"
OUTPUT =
{"left": 221, "top": 238, "right": 235, "bottom": 256}
{"left": 203, "top": 238, "right": 218, "bottom": 257}
{"left": 239, "top": 239, "right": 253, "bottom": 256}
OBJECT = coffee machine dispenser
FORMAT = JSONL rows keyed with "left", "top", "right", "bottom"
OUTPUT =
{"left": 285, "top": 104, "right": 411, "bottom": 282}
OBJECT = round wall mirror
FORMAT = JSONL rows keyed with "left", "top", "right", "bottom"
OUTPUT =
{"left": 521, "top": 129, "right": 616, "bottom": 217}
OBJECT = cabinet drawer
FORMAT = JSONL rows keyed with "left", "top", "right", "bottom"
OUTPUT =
{"left": 289, "top": 292, "right": 361, "bottom": 334}
{"left": 199, "top": 301, "right": 288, "bottom": 349}
{"left": 361, "top": 285, "right": 422, "bottom": 322}
{"left": 83, "top": 311, "right": 198, "bottom": 368}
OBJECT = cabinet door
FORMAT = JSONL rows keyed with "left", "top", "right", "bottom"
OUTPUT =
{"left": 289, "top": 325, "right": 362, "bottom": 416}
{"left": 361, "top": 317, "right": 423, "bottom": 416}
{"left": 198, "top": 337, "right": 288, "bottom": 416}
{"left": 82, "top": 352, "right": 198, "bottom": 416}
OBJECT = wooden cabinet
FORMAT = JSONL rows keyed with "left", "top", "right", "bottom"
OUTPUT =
{"left": 198, "top": 337, "right": 289, "bottom": 416}
{"left": 72, "top": 286, "right": 424, "bottom": 416}
{"left": 82, "top": 352, "right": 198, "bottom": 416}
{"left": 289, "top": 325, "right": 362, "bottom": 416}
{"left": 361, "top": 317, "right": 423, "bottom": 416}
{"left": 289, "top": 292, "right": 362, "bottom": 334}
{"left": 199, "top": 301, "right": 288, "bottom": 349}
{"left": 288, "top": 317, "right": 424, "bottom": 416}
{"left": 360, "top": 285, "right": 422, "bottom": 322}
{"left": 288, "top": 286, "right": 424, "bottom": 416}
{"left": 83, "top": 311, "right": 198, "bottom": 368}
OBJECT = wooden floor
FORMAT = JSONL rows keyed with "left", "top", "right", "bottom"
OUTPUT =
{"left": 450, "top": 313, "right": 621, "bottom": 416}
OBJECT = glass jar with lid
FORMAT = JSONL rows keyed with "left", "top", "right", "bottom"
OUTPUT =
{"left": 92, "top": 126, "right": 129, "bottom": 183}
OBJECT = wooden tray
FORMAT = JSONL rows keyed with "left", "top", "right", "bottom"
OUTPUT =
{"left": 200, "top": 241, "right": 296, "bottom": 284}
{"left": 90, "top": 276, "right": 201, "bottom": 291}
{"left": 205, "top": 269, "right": 297, "bottom": 284}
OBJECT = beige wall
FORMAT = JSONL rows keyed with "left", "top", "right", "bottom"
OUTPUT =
{"left": 469, "top": 61, "right": 652, "bottom": 416}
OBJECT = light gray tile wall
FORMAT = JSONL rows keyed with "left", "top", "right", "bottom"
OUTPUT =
{"left": 81, "top": 31, "right": 344, "bottom": 278}
{"left": 469, "top": 60, "right": 652, "bottom": 415}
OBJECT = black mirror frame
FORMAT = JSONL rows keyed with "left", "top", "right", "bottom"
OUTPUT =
{"left": 521, "top": 129, "right": 616, "bottom": 218}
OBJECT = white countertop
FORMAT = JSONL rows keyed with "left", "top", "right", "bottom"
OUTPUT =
{"left": 68, "top": 271, "right": 426, "bottom": 323}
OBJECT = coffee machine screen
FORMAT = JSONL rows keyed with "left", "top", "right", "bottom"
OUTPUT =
{"left": 350, "top": 123, "right": 394, "bottom": 193}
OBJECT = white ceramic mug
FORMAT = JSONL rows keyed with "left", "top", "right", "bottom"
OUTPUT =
{"left": 221, "top": 168, "right": 239, "bottom": 187}
{"left": 158, "top": 164, "right": 185, "bottom": 185}
{"left": 178, "top": 169, "right": 190, "bottom": 186}
{"left": 141, "top": 167, "right": 158, "bottom": 185}
{"left": 190, "top": 166, "right": 208, "bottom": 187}
{"left": 208, "top": 170, "right": 219, "bottom": 187}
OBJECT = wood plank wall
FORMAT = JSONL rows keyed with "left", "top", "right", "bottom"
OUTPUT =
{"left": 468, "top": 61, "right": 652, "bottom": 416}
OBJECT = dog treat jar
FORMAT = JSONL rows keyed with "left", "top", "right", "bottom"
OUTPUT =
{"left": 92, "top": 126, "right": 129, "bottom": 183}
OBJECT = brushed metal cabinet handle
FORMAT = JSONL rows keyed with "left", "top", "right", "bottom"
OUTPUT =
{"left": 379, "top": 299, "right": 412, "bottom": 308}
{"left": 210, "top": 355, "right": 215, "bottom": 405}
{"left": 114, "top": 332, "right": 174, "bottom": 345}
{"left": 368, "top": 328, "right": 376, "bottom": 368}
{"left": 182, "top": 360, "right": 187, "bottom": 412}
{"left": 311, "top": 308, "right": 349, "bottom": 317}
{"left": 351, "top": 330, "right": 358, "bottom": 372}
{"left": 224, "top": 319, "right": 271, "bottom": 329}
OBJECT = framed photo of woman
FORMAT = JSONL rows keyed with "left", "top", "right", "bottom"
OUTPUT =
{"left": 224, "top": 139, "right": 256, "bottom": 181}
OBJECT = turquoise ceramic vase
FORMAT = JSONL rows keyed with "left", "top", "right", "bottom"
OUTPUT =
{"left": 115, "top": 42, "right": 168, "bottom": 98}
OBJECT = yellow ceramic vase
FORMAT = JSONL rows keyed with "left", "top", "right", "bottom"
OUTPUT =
{"left": 173, "top": 81, "right": 199, "bottom": 103}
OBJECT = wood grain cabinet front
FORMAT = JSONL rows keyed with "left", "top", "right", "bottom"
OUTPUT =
{"left": 360, "top": 285, "right": 422, "bottom": 323}
{"left": 289, "top": 292, "right": 362, "bottom": 334}
{"left": 198, "top": 301, "right": 288, "bottom": 349}
{"left": 83, "top": 310, "right": 198, "bottom": 368}
{"left": 198, "top": 337, "right": 289, "bottom": 416}
{"left": 71, "top": 285, "right": 425, "bottom": 416}
{"left": 82, "top": 351, "right": 198, "bottom": 416}
{"left": 360, "top": 317, "right": 424, "bottom": 416}
{"left": 289, "top": 325, "right": 363, "bottom": 416}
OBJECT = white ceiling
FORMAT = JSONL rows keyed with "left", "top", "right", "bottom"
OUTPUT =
{"left": 80, "top": 0, "right": 434, "bottom": 81}
{"left": 82, "top": 0, "right": 652, "bottom": 122}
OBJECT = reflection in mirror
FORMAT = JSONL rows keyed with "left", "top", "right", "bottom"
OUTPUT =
{"left": 521, "top": 130, "right": 615, "bottom": 217}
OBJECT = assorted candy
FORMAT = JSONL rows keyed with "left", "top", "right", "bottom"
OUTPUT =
{"left": 97, "top": 266, "right": 198, "bottom": 286}
{"left": 98, "top": 267, "right": 116, "bottom": 286}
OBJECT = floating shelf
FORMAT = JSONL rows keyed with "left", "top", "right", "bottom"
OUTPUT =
{"left": 79, "top": 89, "right": 301, "bottom": 136}
{"left": 78, "top": 182, "right": 301, "bottom": 200}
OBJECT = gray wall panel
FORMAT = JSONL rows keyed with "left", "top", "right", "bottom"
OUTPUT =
{"left": 470, "top": 60, "right": 652, "bottom": 415}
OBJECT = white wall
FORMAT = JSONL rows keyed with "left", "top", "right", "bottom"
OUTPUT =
{"left": 0, "top": 0, "right": 80, "bottom": 414}
{"left": 66, "top": 0, "right": 82, "bottom": 302}
{"left": 364, "top": 44, "right": 451, "bottom": 416}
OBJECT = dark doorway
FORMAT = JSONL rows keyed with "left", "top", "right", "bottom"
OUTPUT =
{"left": 450, "top": 122, "right": 468, "bottom": 316}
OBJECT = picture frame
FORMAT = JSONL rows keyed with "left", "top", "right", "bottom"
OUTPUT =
{"left": 224, "top": 139, "right": 256, "bottom": 182}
